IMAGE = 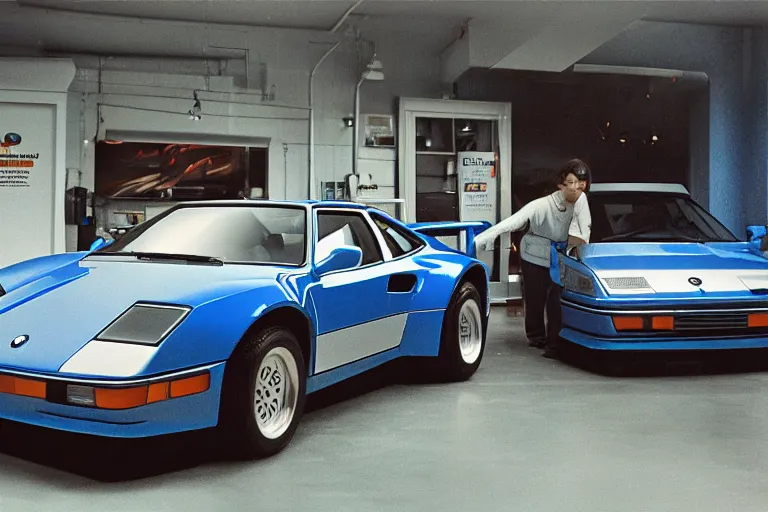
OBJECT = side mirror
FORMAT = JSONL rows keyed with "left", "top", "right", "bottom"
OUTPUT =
{"left": 315, "top": 245, "right": 363, "bottom": 276}
{"left": 89, "top": 236, "right": 108, "bottom": 252}
{"left": 747, "top": 225, "right": 767, "bottom": 243}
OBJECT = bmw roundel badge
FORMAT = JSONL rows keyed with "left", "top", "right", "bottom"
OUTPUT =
{"left": 10, "top": 335, "right": 29, "bottom": 348}
{"left": 688, "top": 277, "right": 703, "bottom": 286}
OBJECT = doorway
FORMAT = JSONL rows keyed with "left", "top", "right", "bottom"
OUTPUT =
{"left": 398, "top": 98, "right": 513, "bottom": 303}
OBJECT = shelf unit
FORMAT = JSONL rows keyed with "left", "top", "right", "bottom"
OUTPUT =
{"left": 414, "top": 116, "right": 498, "bottom": 222}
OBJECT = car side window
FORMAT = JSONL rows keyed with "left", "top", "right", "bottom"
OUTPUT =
{"left": 369, "top": 212, "right": 425, "bottom": 258}
{"left": 315, "top": 211, "right": 383, "bottom": 266}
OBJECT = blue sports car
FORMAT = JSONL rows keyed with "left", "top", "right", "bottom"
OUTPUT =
{"left": 0, "top": 200, "right": 491, "bottom": 458}
{"left": 551, "top": 183, "right": 768, "bottom": 354}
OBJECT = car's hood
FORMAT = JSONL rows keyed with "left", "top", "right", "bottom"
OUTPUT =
{"left": 0, "top": 254, "right": 288, "bottom": 374}
{"left": 580, "top": 241, "right": 768, "bottom": 295}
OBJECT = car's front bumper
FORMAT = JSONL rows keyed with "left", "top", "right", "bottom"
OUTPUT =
{"left": 0, "top": 362, "right": 226, "bottom": 438}
{"left": 561, "top": 298, "right": 768, "bottom": 351}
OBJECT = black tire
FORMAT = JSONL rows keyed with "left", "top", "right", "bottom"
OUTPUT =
{"left": 434, "top": 281, "right": 487, "bottom": 382}
{"left": 218, "top": 326, "right": 307, "bottom": 460}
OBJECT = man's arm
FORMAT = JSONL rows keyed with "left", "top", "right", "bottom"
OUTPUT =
{"left": 474, "top": 200, "right": 536, "bottom": 251}
{"left": 568, "top": 193, "right": 591, "bottom": 246}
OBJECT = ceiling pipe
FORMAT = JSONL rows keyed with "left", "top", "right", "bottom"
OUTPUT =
{"left": 353, "top": 47, "right": 377, "bottom": 177}
{"left": 308, "top": 40, "right": 341, "bottom": 200}
{"left": 12, "top": 1, "right": 337, "bottom": 33}
{"left": 330, "top": 0, "right": 364, "bottom": 33}
{"left": 571, "top": 64, "right": 709, "bottom": 82}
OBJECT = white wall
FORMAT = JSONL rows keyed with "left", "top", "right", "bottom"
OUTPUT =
{"left": 0, "top": 58, "right": 74, "bottom": 268}
{"left": 63, "top": 29, "right": 442, "bottom": 214}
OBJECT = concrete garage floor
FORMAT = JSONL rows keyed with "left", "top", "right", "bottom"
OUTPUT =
{"left": 1, "top": 310, "right": 768, "bottom": 511}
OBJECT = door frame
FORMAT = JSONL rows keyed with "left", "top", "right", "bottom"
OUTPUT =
{"left": 397, "top": 97, "right": 516, "bottom": 303}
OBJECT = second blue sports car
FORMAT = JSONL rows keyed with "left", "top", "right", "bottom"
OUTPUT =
{"left": 551, "top": 183, "right": 768, "bottom": 354}
{"left": 0, "top": 200, "right": 490, "bottom": 458}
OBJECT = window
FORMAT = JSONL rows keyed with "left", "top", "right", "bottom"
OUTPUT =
{"left": 370, "top": 212, "right": 425, "bottom": 258}
{"left": 315, "top": 211, "right": 383, "bottom": 266}
{"left": 95, "top": 205, "right": 307, "bottom": 265}
{"left": 588, "top": 192, "right": 737, "bottom": 243}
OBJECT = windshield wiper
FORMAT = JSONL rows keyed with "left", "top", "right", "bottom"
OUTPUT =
{"left": 601, "top": 227, "right": 662, "bottom": 242}
{"left": 601, "top": 231, "right": 708, "bottom": 243}
{"left": 93, "top": 251, "right": 224, "bottom": 265}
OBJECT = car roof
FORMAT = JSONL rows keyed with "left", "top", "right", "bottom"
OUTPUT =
{"left": 589, "top": 183, "right": 690, "bottom": 195}
{"left": 174, "top": 199, "right": 369, "bottom": 210}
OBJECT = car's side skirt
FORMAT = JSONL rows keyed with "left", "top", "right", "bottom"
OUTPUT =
{"left": 307, "top": 308, "right": 446, "bottom": 393}
{"left": 307, "top": 346, "right": 400, "bottom": 394}
{"left": 313, "top": 313, "right": 408, "bottom": 374}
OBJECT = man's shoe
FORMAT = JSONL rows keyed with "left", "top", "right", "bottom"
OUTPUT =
{"left": 528, "top": 338, "right": 545, "bottom": 348}
{"left": 542, "top": 348, "right": 559, "bottom": 359}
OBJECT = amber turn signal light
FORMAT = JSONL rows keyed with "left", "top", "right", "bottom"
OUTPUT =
{"left": 612, "top": 315, "right": 674, "bottom": 331}
{"left": 651, "top": 316, "right": 674, "bottom": 330}
{"left": 67, "top": 372, "right": 210, "bottom": 410}
{"left": 748, "top": 313, "right": 768, "bottom": 327}
{"left": 0, "top": 375, "right": 46, "bottom": 399}
{"left": 612, "top": 316, "right": 644, "bottom": 331}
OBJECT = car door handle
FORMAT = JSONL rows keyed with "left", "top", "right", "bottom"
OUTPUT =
{"left": 388, "top": 273, "right": 417, "bottom": 293}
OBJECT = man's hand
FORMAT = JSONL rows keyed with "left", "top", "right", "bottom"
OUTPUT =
{"left": 475, "top": 237, "right": 495, "bottom": 252}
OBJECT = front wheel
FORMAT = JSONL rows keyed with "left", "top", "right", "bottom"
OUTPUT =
{"left": 218, "top": 326, "right": 307, "bottom": 460}
{"left": 434, "top": 281, "right": 487, "bottom": 382}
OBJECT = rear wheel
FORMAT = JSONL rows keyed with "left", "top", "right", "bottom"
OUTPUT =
{"left": 218, "top": 326, "right": 306, "bottom": 459}
{"left": 434, "top": 281, "right": 487, "bottom": 382}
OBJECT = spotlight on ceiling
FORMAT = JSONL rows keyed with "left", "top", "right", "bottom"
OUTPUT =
{"left": 188, "top": 91, "right": 202, "bottom": 121}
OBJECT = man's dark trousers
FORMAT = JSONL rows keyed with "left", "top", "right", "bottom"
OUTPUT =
{"left": 521, "top": 258, "right": 563, "bottom": 351}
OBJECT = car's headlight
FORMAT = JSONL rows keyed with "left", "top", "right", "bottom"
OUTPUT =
{"left": 96, "top": 303, "right": 191, "bottom": 346}
{"left": 559, "top": 261, "right": 597, "bottom": 296}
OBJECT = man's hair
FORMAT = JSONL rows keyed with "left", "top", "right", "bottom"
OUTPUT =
{"left": 555, "top": 158, "right": 591, "bottom": 189}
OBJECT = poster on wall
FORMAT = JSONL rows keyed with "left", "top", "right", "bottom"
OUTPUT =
{"left": 95, "top": 141, "right": 247, "bottom": 200}
{"left": 457, "top": 151, "right": 498, "bottom": 224}
{"left": 0, "top": 102, "right": 55, "bottom": 268}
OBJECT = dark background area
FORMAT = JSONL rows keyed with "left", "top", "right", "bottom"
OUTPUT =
{"left": 457, "top": 68, "right": 705, "bottom": 208}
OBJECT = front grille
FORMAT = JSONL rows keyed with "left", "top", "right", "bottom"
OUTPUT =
{"left": 674, "top": 313, "right": 749, "bottom": 331}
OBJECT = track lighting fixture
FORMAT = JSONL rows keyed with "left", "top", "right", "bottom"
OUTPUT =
{"left": 188, "top": 91, "right": 202, "bottom": 121}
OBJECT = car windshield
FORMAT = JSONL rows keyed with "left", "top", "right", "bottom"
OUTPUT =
{"left": 588, "top": 192, "right": 738, "bottom": 243}
{"left": 93, "top": 205, "right": 307, "bottom": 265}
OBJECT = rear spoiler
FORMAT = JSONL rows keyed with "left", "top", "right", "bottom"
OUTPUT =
{"left": 408, "top": 220, "right": 492, "bottom": 259}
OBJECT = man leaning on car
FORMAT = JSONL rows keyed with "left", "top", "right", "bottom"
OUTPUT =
{"left": 474, "top": 159, "right": 590, "bottom": 359}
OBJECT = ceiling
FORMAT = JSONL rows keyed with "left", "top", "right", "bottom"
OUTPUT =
{"left": 4, "top": 0, "right": 768, "bottom": 62}
{"left": 14, "top": 0, "right": 768, "bottom": 31}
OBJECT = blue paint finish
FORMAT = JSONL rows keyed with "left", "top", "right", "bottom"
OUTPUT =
{"left": 306, "top": 347, "right": 401, "bottom": 394}
{"left": 308, "top": 263, "right": 401, "bottom": 336}
{"left": 747, "top": 225, "right": 767, "bottom": 242}
{"left": 0, "top": 362, "right": 225, "bottom": 438}
{"left": 562, "top": 304, "right": 620, "bottom": 338}
{"left": 399, "top": 310, "right": 445, "bottom": 357}
{"left": 541, "top": 179, "right": 768, "bottom": 355}
{"left": 578, "top": 242, "right": 768, "bottom": 271}
{"left": 0, "top": 251, "right": 88, "bottom": 296}
{"left": 561, "top": 327, "right": 768, "bottom": 351}
{"left": 408, "top": 220, "right": 491, "bottom": 260}
{"left": 0, "top": 201, "right": 490, "bottom": 438}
